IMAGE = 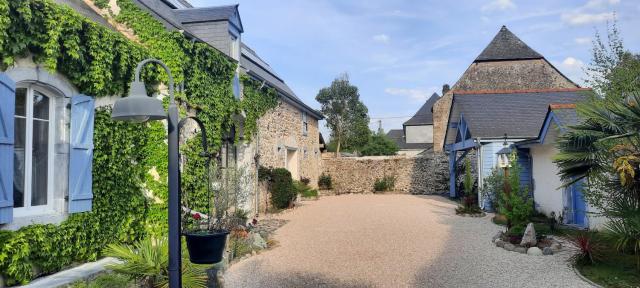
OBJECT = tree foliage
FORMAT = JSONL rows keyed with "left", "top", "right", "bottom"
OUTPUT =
{"left": 316, "top": 74, "right": 371, "bottom": 154}
{"left": 499, "top": 152, "right": 533, "bottom": 229}
{"left": 360, "top": 131, "right": 399, "bottom": 156}
{"left": 555, "top": 22, "right": 640, "bottom": 264}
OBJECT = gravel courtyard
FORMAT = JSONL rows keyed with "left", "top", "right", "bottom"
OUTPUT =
{"left": 224, "top": 194, "right": 592, "bottom": 288}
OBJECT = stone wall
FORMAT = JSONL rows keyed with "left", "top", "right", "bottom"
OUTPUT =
{"left": 257, "top": 99, "right": 322, "bottom": 187}
{"left": 321, "top": 153, "right": 449, "bottom": 194}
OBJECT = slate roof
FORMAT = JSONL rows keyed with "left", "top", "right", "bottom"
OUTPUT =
{"left": 173, "top": 5, "right": 238, "bottom": 24}
{"left": 387, "top": 129, "right": 433, "bottom": 150}
{"left": 475, "top": 26, "right": 543, "bottom": 62}
{"left": 240, "top": 44, "right": 323, "bottom": 120}
{"left": 445, "top": 89, "right": 590, "bottom": 144}
{"left": 549, "top": 104, "right": 580, "bottom": 128}
{"left": 403, "top": 93, "right": 439, "bottom": 126}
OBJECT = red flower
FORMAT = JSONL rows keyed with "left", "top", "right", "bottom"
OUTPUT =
{"left": 192, "top": 213, "right": 201, "bottom": 220}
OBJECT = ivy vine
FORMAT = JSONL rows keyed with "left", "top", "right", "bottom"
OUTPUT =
{"left": 0, "top": 0, "right": 280, "bottom": 284}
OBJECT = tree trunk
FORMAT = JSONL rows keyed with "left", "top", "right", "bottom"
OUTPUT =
{"left": 336, "top": 140, "right": 341, "bottom": 158}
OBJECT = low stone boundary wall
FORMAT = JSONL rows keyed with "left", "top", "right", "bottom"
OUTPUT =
{"left": 321, "top": 153, "right": 449, "bottom": 194}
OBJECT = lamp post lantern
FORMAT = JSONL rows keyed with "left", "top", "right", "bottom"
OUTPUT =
{"left": 112, "top": 59, "right": 182, "bottom": 288}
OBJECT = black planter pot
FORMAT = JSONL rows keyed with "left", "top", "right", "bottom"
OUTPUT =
{"left": 184, "top": 230, "right": 229, "bottom": 264}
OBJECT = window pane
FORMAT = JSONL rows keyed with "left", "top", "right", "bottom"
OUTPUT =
{"left": 13, "top": 118, "right": 26, "bottom": 208}
{"left": 15, "top": 88, "right": 26, "bottom": 116}
{"left": 31, "top": 119, "right": 49, "bottom": 206}
{"left": 33, "top": 91, "right": 49, "bottom": 120}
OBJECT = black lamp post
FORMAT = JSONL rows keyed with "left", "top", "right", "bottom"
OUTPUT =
{"left": 496, "top": 133, "right": 513, "bottom": 229}
{"left": 111, "top": 59, "right": 182, "bottom": 288}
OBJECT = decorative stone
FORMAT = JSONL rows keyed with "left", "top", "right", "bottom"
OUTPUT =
{"left": 520, "top": 223, "right": 537, "bottom": 247}
{"left": 543, "top": 247, "right": 554, "bottom": 255}
{"left": 514, "top": 247, "right": 527, "bottom": 254}
{"left": 503, "top": 243, "right": 515, "bottom": 251}
{"left": 250, "top": 232, "right": 267, "bottom": 249}
{"left": 527, "top": 247, "right": 543, "bottom": 256}
{"left": 550, "top": 242, "right": 562, "bottom": 252}
{"left": 495, "top": 239, "right": 505, "bottom": 248}
{"left": 492, "top": 232, "right": 502, "bottom": 243}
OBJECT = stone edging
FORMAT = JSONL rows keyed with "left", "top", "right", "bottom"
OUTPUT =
{"left": 19, "top": 257, "right": 120, "bottom": 288}
{"left": 572, "top": 265, "right": 604, "bottom": 288}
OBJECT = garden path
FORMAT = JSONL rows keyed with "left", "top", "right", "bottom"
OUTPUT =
{"left": 224, "top": 194, "right": 593, "bottom": 288}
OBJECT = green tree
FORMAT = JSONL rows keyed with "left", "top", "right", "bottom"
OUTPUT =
{"left": 360, "top": 131, "right": 399, "bottom": 156}
{"left": 316, "top": 74, "right": 371, "bottom": 155}
{"left": 555, "top": 23, "right": 640, "bottom": 266}
{"left": 499, "top": 152, "right": 533, "bottom": 229}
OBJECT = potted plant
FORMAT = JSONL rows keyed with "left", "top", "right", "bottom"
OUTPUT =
{"left": 182, "top": 164, "right": 251, "bottom": 264}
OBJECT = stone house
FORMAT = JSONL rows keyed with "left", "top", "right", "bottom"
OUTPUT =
{"left": 386, "top": 92, "right": 439, "bottom": 156}
{"left": 432, "top": 26, "right": 579, "bottom": 152}
{"left": 440, "top": 26, "right": 592, "bottom": 224}
{"left": 0, "top": 0, "right": 323, "bottom": 229}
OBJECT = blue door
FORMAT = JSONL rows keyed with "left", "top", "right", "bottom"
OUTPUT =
{"left": 563, "top": 180, "right": 587, "bottom": 227}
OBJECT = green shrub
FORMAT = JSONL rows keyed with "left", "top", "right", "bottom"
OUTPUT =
{"left": 70, "top": 273, "right": 133, "bottom": 288}
{"left": 374, "top": 175, "right": 396, "bottom": 192}
{"left": 498, "top": 152, "right": 533, "bottom": 229}
{"left": 269, "top": 168, "right": 296, "bottom": 209}
{"left": 294, "top": 180, "right": 319, "bottom": 198}
{"left": 318, "top": 173, "right": 333, "bottom": 190}
{"left": 360, "top": 132, "right": 399, "bottom": 156}
{"left": 106, "top": 237, "right": 207, "bottom": 288}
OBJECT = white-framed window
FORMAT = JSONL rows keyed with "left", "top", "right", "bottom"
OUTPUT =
{"left": 13, "top": 85, "right": 56, "bottom": 217}
{"left": 230, "top": 34, "right": 240, "bottom": 60}
{"left": 302, "top": 111, "right": 308, "bottom": 136}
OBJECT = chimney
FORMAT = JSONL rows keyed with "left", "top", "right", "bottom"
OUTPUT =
{"left": 442, "top": 84, "right": 450, "bottom": 95}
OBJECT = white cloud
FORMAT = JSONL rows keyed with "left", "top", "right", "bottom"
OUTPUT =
{"left": 585, "top": 0, "right": 620, "bottom": 9}
{"left": 561, "top": 12, "right": 614, "bottom": 26}
{"left": 384, "top": 87, "right": 437, "bottom": 102}
{"left": 372, "top": 34, "right": 390, "bottom": 44}
{"left": 481, "top": 0, "right": 516, "bottom": 12}
{"left": 557, "top": 57, "right": 586, "bottom": 85}
{"left": 574, "top": 37, "right": 592, "bottom": 45}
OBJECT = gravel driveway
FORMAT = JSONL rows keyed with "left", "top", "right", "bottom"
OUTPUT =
{"left": 224, "top": 194, "right": 592, "bottom": 288}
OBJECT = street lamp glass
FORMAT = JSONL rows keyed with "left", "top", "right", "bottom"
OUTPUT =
{"left": 112, "top": 81, "right": 167, "bottom": 122}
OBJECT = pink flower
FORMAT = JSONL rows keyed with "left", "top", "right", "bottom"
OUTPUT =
{"left": 192, "top": 213, "right": 201, "bottom": 220}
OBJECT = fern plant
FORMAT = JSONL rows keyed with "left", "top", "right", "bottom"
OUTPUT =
{"left": 105, "top": 237, "right": 207, "bottom": 288}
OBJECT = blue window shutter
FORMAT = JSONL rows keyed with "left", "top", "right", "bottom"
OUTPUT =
{"left": 0, "top": 73, "right": 15, "bottom": 224}
{"left": 69, "top": 95, "right": 95, "bottom": 213}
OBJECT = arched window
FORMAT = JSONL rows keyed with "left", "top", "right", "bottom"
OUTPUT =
{"left": 13, "top": 85, "right": 55, "bottom": 215}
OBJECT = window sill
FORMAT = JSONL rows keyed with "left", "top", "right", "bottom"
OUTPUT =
{"left": 0, "top": 210, "right": 68, "bottom": 231}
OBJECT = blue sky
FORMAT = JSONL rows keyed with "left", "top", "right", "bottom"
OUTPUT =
{"left": 190, "top": 0, "right": 640, "bottom": 137}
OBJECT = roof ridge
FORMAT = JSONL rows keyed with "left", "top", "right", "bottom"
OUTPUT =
{"left": 549, "top": 103, "right": 577, "bottom": 109}
{"left": 453, "top": 88, "right": 592, "bottom": 95}
{"left": 475, "top": 25, "right": 543, "bottom": 62}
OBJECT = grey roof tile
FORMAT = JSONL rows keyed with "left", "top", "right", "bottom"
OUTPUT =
{"left": 404, "top": 93, "right": 439, "bottom": 126}
{"left": 475, "top": 26, "right": 543, "bottom": 62}
{"left": 445, "top": 90, "right": 589, "bottom": 144}
{"left": 173, "top": 5, "right": 238, "bottom": 23}
{"left": 240, "top": 44, "right": 323, "bottom": 119}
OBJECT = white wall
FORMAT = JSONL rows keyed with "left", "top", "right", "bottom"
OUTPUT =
{"left": 530, "top": 143, "right": 565, "bottom": 217}
{"left": 405, "top": 125, "right": 433, "bottom": 143}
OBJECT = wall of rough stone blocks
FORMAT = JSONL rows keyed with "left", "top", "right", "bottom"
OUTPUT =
{"left": 321, "top": 153, "right": 449, "bottom": 195}
{"left": 257, "top": 99, "right": 322, "bottom": 187}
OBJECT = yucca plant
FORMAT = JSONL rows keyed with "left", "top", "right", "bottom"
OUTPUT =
{"left": 567, "top": 232, "right": 606, "bottom": 265}
{"left": 105, "top": 237, "right": 207, "bottom": 288}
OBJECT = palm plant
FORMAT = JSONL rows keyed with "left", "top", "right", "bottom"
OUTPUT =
{"left": 105, "top": 237, "right": 207, "bottom": 288}
{"left": 554, "top": 91, "right": 640, "bottom": 267}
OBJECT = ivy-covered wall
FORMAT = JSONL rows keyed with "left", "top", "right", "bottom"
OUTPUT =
{"left": 0, "top": 0, "right": 278, "bottom": 285}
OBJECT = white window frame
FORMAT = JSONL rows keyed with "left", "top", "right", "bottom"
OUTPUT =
{"left": 13, "top": 84, "right": 56, "bottom": 217}
{"left": 230, "top": 34, "right": 240, "bottom": 60}
{"left": 302, "top": 111, "right": 308, "bottom": 136}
